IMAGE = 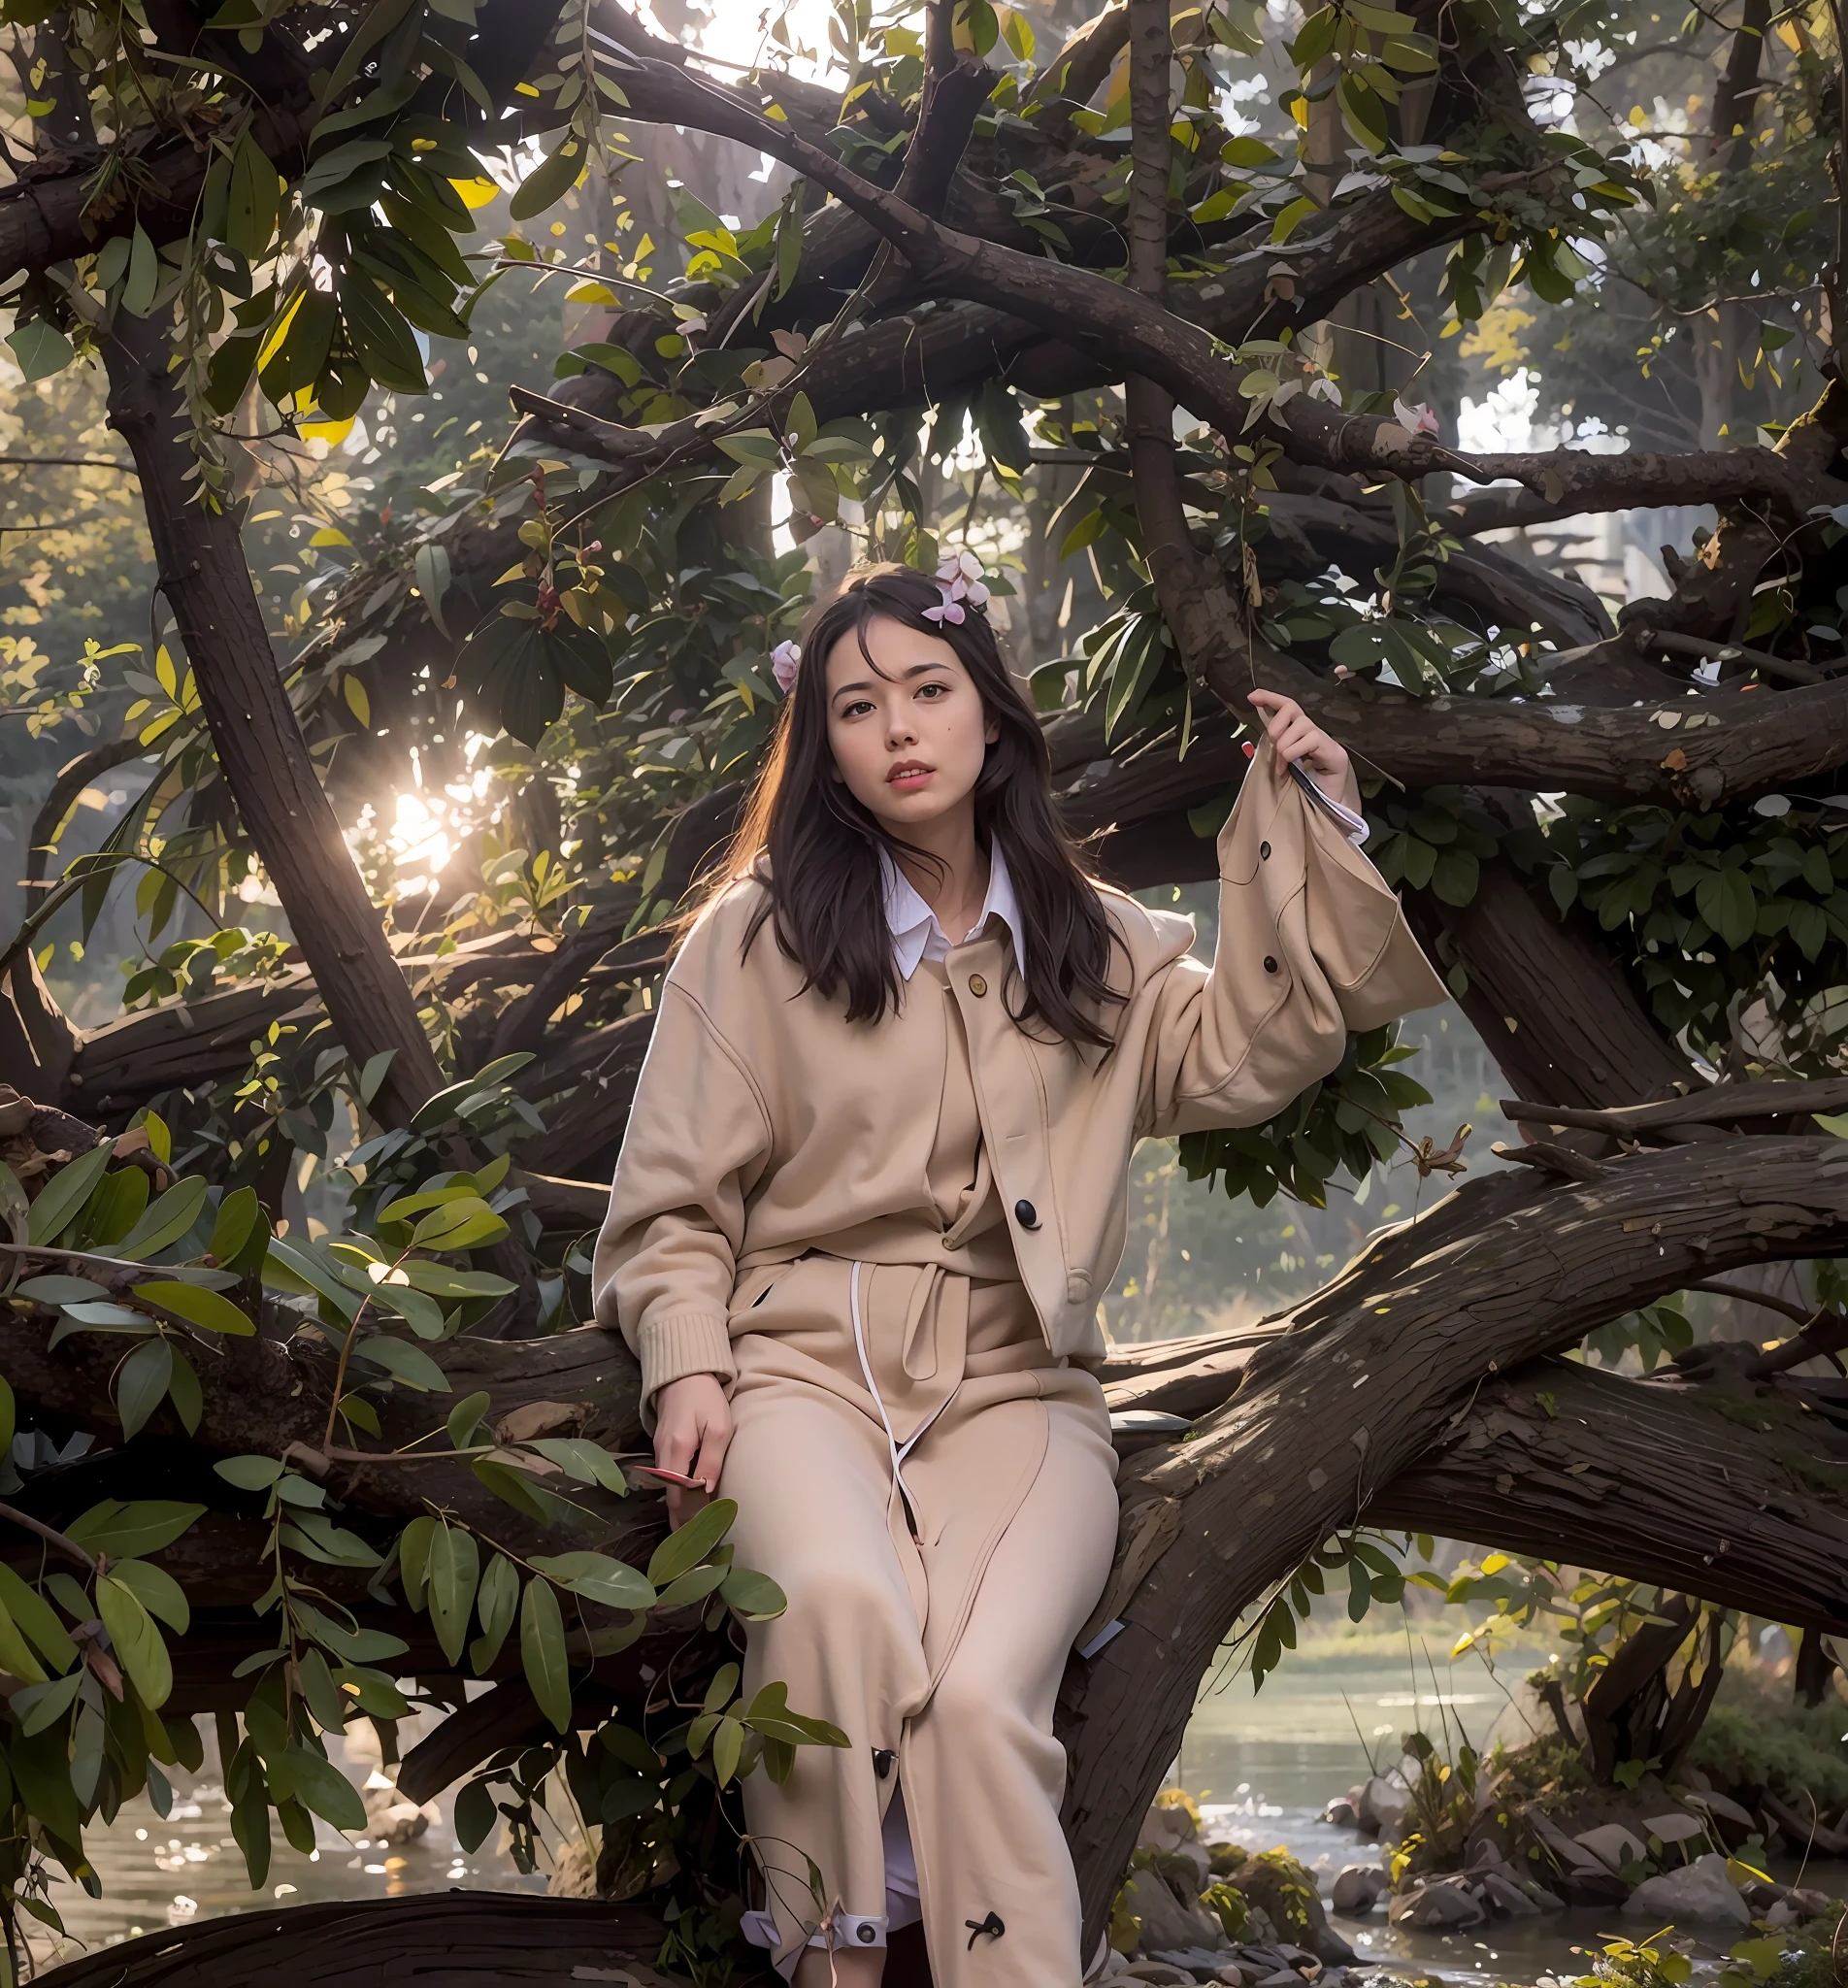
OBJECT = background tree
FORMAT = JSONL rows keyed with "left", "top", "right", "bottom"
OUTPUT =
{"left": 0, "top": 0, "right": 1847, "bottom": 1979}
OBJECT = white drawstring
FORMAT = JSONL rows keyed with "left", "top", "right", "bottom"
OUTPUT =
{"left": 848, "top": 1260, "right": 952, "bottom": 1521}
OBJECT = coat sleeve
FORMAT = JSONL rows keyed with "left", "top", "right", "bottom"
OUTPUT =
{"left": 591, "top": 975, "right": 773, "bottom": 1425}
{"left": 1137, "top": 736, "right": 1447, "bottom": 1139}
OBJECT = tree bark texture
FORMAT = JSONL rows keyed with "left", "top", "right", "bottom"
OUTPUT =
{"left": 101, "top": 313, "right": 447, "bottom": 1130}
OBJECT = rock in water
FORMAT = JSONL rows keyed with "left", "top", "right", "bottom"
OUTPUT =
{"left": 362, "top": 1782, "right": 436, "bottom": 1845}
{"left": 1229, "top": 1848, "right": 1356, "bottom": 1963}
{"left": 1356, "top": 1776, "right": 1411, "bottom": 1836}
{"left": 1388, "top": 1878, "right": 1486, "bottom": 1930}
{"left": 1123, "top": 1869, "right": 1231, "bottom": 1957}
{"left": 1330, "top": 1865, "right": 1387, "bottom": 1914}
{"left": 1574, "top": 1823, "right": 1648, "bottom": 1872}
{"left": 1622, "top": 1854, "right": 1751, "bottom": 1928}
{"left": 1479, "top": 1872, "right": 1544, "bottom": 1918}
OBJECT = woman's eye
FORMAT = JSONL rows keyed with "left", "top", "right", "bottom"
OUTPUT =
{"left": 842, "top": 699, "right": 874, "bottom": 718}
{"left": 916, "top": 682, "right": 947, "bottom": 700}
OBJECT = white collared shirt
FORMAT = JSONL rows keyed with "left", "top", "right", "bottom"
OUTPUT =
{"left": 879, "top": 842, "right": 1027, "bottom": 981}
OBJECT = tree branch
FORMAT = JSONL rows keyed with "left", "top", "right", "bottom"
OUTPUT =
{"left": 1364, "top": 1353, "right": 1848, "bottom": 1634}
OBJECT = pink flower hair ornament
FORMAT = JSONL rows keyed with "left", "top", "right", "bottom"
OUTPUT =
{"left": 923, "top": 549, "right": 992, "bottom": 626}
{"left": 771, "top": 640, "right": 802, "bottom": 694}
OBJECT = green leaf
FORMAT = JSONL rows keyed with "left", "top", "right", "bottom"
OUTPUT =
{"left": 122, "top": 223, "right": 160, "bottom": 316}
{"left": 0, "top": 1590, "right": 49, "bottom": 1685}
{"left": 207, "top": 1185, "right": 261, "bottom": 1267}
{"left": 107, "top": 1557, "right": 190, "bottom": 1634}
{"left": 226, "top": 129, "right": 280, "bottom": 259}
{"left": 411, "top": 1199, "right": 510, "bottom": 1253}
{"left": 398, "top": 1262, "right": 516, "bottom": 1299}
{"left": 427, "top": 1523, "right": 480, "bottom": 1664}
{"left": 371, "top": 1281, "right": 447, "bottom": 1340}
{"left": 292, "top": 1601, "right": 409, "bottom": 1667}
{"left": 509, "top": 130, "right": 587, "bottom": 222}
{"left": 470, "top": 1553, "right": 519, "bottom": 1671}
{"left": 351, "top": 1333, "right": 451, "bottom": 1392}
{"left": 454, "top": 1775, "right": 497, "bottom": 1851}
{"left": 116, "top": 1335, "right": 174, "bottom": 1439}
{"left": 166, "top": 1347, "right": 203, "bottom": 1435}
{"left": 97, "top": 1574, "right": 173, "bottom": 1706}
{"left": 520, "top": 1575, "right": 573, "bottom": 1733}
{"left": 526, "top": 1438, "right": 627, "bottom": 1493}
{"left": 398, "top": 1514, "right": 437, "bottom": 1610}
{"left": 65, "top": 1499, "right": 204, "bottom": 1560}
{"left": 263, "top": 1236, "right": 361, "bottom": 1318}
{"left": 214, "top": 1454, "right": 284, "bottom": 1490}
{"left": 529, "top": 1552, "right": 655, "bottom": 1612}
{"left": 338, "top": 273, "right": 427, "bottom": 392}
{"left": 446, "top": 1389, "right": 491, "bottom": 1449}
{"left": 1696, "top": 867, "right": 1757, "bottom": 950}
{"left": 13, "top": 1669, "right": 80, "bottom": 1735}
{"left": 0, "top": 1563, "right": 77, "bottom": 1672}
{"left": 711, "top": 1714, "right": 743, "bottom": 1786}
{"left": 16, "top": 1275, "right": 108, "bottom": 1305}
{"left": 719, "top": 1566, "right": 787, "bottom": 1619}
{"left": 27, "top": 1141, "right": 116, "bottom": 1245}
{"left": 132, "top": 1278, "right": 255, "bottom": 1336}
{"left": 0, "top": 1158, "right": 28, "bottom": 1243}
{"left": 296, "top": 1645, "right": 352, "bottom": 1733}
{"left": 471, "top": 1455, "right": 555, "bottom": 1521}
{"left": 654, "top": 1562, "right": 730, "bottom": 1611}
{"left": 279, "top": 1509, "right": 381, "bottom": 1568}
{"left": 116, "top": 1176, "right": 211, "bottom": 1261}
{"left": 6, "top": 316, "right": 73, "bottom": 383}
{"left": 646, "top": 1498, "right": 737, "bottom": 1589}
{"left": 272, "top": 1745, "right": 368, "bottom": 1831}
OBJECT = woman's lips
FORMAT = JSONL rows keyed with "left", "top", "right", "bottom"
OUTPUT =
{"left": 886, "top": 762, "right": 934, "bottom": 790}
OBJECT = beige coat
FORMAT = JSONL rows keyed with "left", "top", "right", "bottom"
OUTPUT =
{"left": 594, "top": 738, "right": 1447, "bottom": 1410}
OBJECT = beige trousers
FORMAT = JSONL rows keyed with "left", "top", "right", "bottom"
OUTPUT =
{"left": 720, "top": 1254, "right": 1119, "bottom": 1986}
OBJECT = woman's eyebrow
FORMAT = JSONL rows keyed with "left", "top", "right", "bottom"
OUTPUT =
{"left": 830, "top": 661, "right": 953, "bottom": 699}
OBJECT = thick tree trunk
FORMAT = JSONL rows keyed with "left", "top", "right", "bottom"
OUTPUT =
{"left": 101, "top": 312, "right": 444, "bottom": 1131}
{"left": 1054, "top": 1134, "right": 1848, "bottom": 1945}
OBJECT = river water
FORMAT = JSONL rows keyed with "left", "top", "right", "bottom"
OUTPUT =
{"left": 22, "top": 1650, "right": 1843, "bottom": 1981}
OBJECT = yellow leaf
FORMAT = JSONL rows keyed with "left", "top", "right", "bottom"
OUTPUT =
{"left": 255, "top": 286, "right": 309, "bottom": 375}
{"left": 343, "top": 674, "right": 371, "bottom": 726}
{"left": 309, "top": 526, "right": 352, "bottom": 547}
{"left": 300, "top": 415, "right": 355, "bottom": 447}
{"left": 565, "top": 282, "right": 619, "bottom": 304}
{"left": 449, "top": 176, "right": 501, "bottom": 209}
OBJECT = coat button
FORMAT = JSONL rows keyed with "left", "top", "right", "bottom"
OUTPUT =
{"left": 1260, "top": 841, "right": 1271, "bottom": 860}
{"left": 856, "top": 1924, "right": 877, "bottom": 1942}
{"left": 1014, "top": 1199, "right": 1040, "bottom": 1230}
{"left": 1263, "top": 955, "right": 1279, "bottom": 974}
{"left": 968, "top": 973, "right": 987, "bottom": 997}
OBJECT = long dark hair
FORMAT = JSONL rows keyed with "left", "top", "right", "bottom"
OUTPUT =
{"left": 703, "top": 562, "right": 1122, "bottom": 1048}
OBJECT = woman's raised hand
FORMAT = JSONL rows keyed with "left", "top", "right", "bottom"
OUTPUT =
{"left": 650, "top": 1373, "right": 734, "bottom": 1529}
{"left": 1247, "top": 688, "right": 1361, "bottom": 812}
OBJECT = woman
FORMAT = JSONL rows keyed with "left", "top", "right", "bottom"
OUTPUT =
{"left": 593, "top": 559, "right": 1444, "bottom": 1986}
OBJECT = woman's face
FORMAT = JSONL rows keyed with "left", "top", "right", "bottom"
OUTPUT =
{"left": 822, "top": 614, "right": 999, "bottom": 835}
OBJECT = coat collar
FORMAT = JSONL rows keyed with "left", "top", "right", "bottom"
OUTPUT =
{"left": 879, "top": 841, "right": 1027, "bottom": 981}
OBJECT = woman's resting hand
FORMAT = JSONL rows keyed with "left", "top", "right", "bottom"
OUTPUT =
{"left": 652, "top": 1373, "right": 733, "bottom": 1528}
